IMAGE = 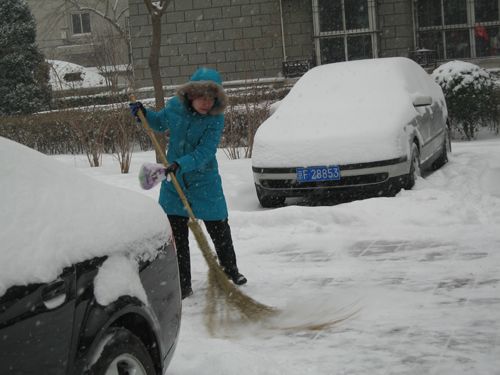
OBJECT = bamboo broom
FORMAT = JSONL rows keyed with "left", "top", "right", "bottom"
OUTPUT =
{"left": 129, "top": 95, "right": 278, "bottom": 326}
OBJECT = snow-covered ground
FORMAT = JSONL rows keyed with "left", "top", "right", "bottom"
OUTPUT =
{"left": 53, "top": 133, "right": 500, "bottom": 375}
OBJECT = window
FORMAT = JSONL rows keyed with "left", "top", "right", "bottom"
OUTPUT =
{"left": 72, "top": 12, "right": 91, "bottom": 35}
{"left": 416, "top": 0, "right": 500, "bottom": 59}
{"left": 313, "top": 0, "right": 377, "bottom": 64}
{"left": 63, "top": 72, "right": 83, "bottom": 82}
{"left": 476, "top": 0, "right": 500, "bottom": 22}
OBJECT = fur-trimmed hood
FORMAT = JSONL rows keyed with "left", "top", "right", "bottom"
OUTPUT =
{"left": 176, "top": 67, "right": 227, "bottom": 115}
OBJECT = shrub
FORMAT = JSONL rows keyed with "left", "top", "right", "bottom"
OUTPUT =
{"left": 432, "top": 61, "right": 498, "bottom": 140}
{"left": 0, "top": 83, "right": 289, "bottom": 166}
{"left": 0, "top": 108, "right": 150, "bottom": 172}
{"left": 222, "top": 84, "right": 289, "bottom": 159}
{"left": 0, "top": 112, "right": 80, "bottom": 154}
{"left": 67, "top": 109, "right": 109, "bottom": 167}
{"left": 0, "top": 0, "right": 52, "bottom": 115}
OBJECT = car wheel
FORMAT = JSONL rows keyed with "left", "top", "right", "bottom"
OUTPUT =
{"left": 255, "top": 184, "right": 285, "bottom": 208}
{"left": 88, "top": 328, "right": 156, "bottom": 375}
{"left": 406, "top": 143, "right": 421, "bottom": 189}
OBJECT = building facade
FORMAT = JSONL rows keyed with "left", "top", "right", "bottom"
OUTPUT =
{"left": 30, "top": 1, "right": 500, "bottom": 86}
{"left": 27, "top": 0, "right": 129, "bottom": 67}
{"left": 129, "top": 0, "right": 500, "bottom": 88}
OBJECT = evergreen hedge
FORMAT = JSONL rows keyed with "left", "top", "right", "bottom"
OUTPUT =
{"left": 0, "top": 0, "right": 52, "bottom": 115}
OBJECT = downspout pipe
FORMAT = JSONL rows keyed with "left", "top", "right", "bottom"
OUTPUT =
{"left": 411, "top": 0, "right": 417, "bottom": 49}
{"left": 279, "top": 0, "right": 287, "bottom": 62}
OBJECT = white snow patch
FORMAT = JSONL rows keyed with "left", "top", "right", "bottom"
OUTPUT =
{"left": 432, "top": 60, "right": 493, "bottom": 91}
{"left": 94, "top": 255, "right": 148, "bottom": 306}
{"left": 10, "top": 117, "right": 500, "bottom": 374}
{"left": 0, "top": 137, "right": 169, "bottom": 297}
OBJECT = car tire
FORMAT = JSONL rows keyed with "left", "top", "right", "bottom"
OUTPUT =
{"left": 87, "top": 328, "right": 156, "bottom": 375}
{"left": 406, "top": 143, "right": 421, "bottom": 190}
{"left": 255, "top": 184, "right": 285, "bottom": 208}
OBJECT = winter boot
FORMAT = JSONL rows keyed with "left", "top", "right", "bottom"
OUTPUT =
{"left": 228, "top": 272, "right": 247, "bottom": 286}
{"left": 181, "top": 286, "right": 193, "bottom": 299}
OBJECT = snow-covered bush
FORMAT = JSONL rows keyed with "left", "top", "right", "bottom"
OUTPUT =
{"left": 0, "top": 0, "right": 52, "bottom": 115}
{"left": 432, "top": 61, "right": 498, "bottom": 140}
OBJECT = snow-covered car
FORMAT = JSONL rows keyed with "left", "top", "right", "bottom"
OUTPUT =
{"left": 252, "top": 57, "right": 450, "bottom": 207}
{"left": 47, "top": 59, "right": 106, "bottom": 91}
{"left": 0, "top": 137, "right": 181, "bottom": 374}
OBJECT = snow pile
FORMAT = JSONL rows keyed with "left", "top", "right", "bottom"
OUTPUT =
{"left": 47, "top": 59, "right": 107, "bottom": 91}
{"left": 252, "top": 57, "right": 446, "bottom": 167}
{"left": 93, "top": 255, "right": 148, "bottom": 306}
{"left": 0, "top": 137, "right": 170, "bottom": 297}
{"left": 432, "top": 60, "right": 493, "bottom": 91}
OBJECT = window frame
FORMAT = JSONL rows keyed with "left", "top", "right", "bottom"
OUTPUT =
{"left": 415, "top": 0, "right": 500, "bottom": 59}
{"left": 71, "top": 12, "right": 91, "bottom": 36}
{"left": 312, "top": 0, "right": 378, "bottom": 64}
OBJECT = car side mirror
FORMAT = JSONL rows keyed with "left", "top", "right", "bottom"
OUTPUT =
{"left": 412, "top": 95, "right": 432, "bottom": 107}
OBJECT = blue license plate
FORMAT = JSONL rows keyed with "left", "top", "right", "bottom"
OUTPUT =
{"left": 296, "top": 165, "right": 341, "bottom": 183}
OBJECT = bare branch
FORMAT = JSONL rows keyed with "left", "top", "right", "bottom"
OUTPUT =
{"left": 143, "top": 0, "right": 172, "bottom": 16}
{"left": 117, "top": 7, "right": 128, "bottom": 22}
{"left": 159, "top": 0, "right": 173, "bottom": 15}
{"left": 143, "top": 0, "right": 153, "bottom": 14}
{"left": 65, "top": 0, "right": 129, "bottom": 41}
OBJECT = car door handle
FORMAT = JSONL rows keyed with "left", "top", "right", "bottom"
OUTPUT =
{"left": 41, "top": 279, "right": 67, "bottom": 309}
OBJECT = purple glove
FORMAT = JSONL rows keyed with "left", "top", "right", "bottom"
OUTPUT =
{"left": 138, "top": 163, "right": 166, "bottom": 190}
{"left": 138, "top": 162, "right": 180, "bottom": 190}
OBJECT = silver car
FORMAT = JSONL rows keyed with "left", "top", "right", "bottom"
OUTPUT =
{"left": 252, "top": 57, "right": 450, "bottom": 207}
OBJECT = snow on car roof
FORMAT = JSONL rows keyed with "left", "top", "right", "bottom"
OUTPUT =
{"left": 47, "top": 59, "right": 107, "bottom": 91}
{"left": 252, "top": 57, "right": 446, "bottom": 167}
{"left": 0, "top": 137, "right": 170, "bottom": 296}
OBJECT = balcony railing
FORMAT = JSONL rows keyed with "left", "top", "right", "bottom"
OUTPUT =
{"left": 409, "top": 48, "right": 437, "bottom": 69}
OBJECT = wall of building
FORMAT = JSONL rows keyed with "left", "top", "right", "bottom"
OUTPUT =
{"left": 129, "top": 0, "right": 316, "bottom": 87}
{"left": 280, "top": 0, "right": 314, "bottom": 63}
{"left": 129, "top": 0, "right": 420, "bottom": 88}
{"left": 279, "top": 0, "right": 415, "bottom": 67}
{"left": 377, "top": 0, "right": 414, "bottom": 58}
{"left": 27, "top": 0, "right": 129, "bottom": 67}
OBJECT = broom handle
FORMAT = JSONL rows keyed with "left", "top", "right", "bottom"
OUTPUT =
{"left": 130, "top": 95, "right": 197, "bottom": 220}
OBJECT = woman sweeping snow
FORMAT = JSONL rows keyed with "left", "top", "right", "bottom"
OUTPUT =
{"left": 130, "top": 67, "right": 247, "bottom": 299}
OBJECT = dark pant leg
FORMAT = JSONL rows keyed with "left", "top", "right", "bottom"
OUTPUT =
{"left": 203, "top": 219, "right": 239, "bottom": 277}
{"left": 167, "top": 215, "right": 191, "bottom": 291}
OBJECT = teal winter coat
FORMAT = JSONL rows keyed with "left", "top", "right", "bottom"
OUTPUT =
{"left": 145, "top": 68, "right": 229, "bottom": 221}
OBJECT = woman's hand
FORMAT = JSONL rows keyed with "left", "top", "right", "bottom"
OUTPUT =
{"left": 129, "top": 101, "right": 146, "bottom": 123}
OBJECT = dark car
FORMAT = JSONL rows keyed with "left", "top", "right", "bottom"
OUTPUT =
{"left": 0, "top": 137, "right": 181, "bottom": 375}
